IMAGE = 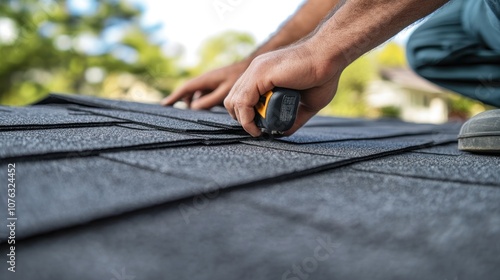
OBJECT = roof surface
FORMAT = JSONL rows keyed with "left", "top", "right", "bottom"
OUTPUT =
{"left": 0, "top": 94, "right": 499, "bottom": 280}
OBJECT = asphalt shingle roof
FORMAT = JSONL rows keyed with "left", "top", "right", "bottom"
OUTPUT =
{"left": 0, "top": 93, "right": 499, "bottom": 279}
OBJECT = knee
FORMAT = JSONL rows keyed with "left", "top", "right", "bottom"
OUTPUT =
{"left": 406, "top": 25, "right": 436, "bottom": 77}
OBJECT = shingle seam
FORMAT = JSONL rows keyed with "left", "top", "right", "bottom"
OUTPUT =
{"left": 0, "top": 122, "right": 129, "bottom": 131}
{"left": 410, "top": 151, "right": 461, "bottom": 156}
{"left": 409, "top": 141, "right": 460, "bottom": 156}
{"left": 115, "top": 123, "right": 155, "bottom": 131}
{"left": 347, "top": 166, "right": 500, "bottom": 188}
{"left": 202, "top": 138, "right": 253, "bottom": 145}
{"left": 44, "top": 94, "right": 243, "bottom": 131}
{"left": 206, "top": 142, "right": 439, "bottom": 194}
{"left": 280, "top": 132, "right": 442, "bottom": 145}
{"left": 303, "top": 123, "right": 374, "bottom": 128}
{"left": 241, "top": 140, "right": 347, "bottom": 158}
{"left": 100, "top": 155, "right": 209, "bottom": 183}
{"left": 68, "top": 106, "right": 247, "bottom": 135}
{"left": 7, "top": 141, "right": 436, "bottom": 243}
{"left": 0, "top": 132, "right": 247, "bottom": 162}
{"left": 196, "top": 120, "right": 241, "bottom": 130}
{"left": 242, "top": 138, "right": 448, "bottom": 158}
{"left": 236, "top": 181, "right": 485, "bottom": 248}
{"left": 0, "top": 140, "right": 204, "bottom": 163}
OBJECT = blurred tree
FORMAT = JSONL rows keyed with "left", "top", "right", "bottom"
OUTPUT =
{"left": 375, "top": 41, "right": 407, "bottom": 67}
{"left": 320, "top": 54, "right": 376, "bottom": 117}
{"left": 447, "top": 93, "right": 489, "bottom": 120}
{"left": 379, "top": 106, "right": 401, "bottom": 118}
{"left": 192, "top": 31, "right": 255, "bottom": 75}
{"left": 0, "top": 0, "right": 181, "bottom": 105}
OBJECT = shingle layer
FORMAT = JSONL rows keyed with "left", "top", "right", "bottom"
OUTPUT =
{"left": 0, "top": 93, "right": 498, "bottom": 280}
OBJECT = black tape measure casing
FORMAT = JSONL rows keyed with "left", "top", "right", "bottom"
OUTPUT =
{"left": 255, "top": 88, "right": 300, "bottom": 135}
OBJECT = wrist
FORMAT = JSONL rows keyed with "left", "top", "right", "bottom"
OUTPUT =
{"left": 238, "top": 57, "right": 253, "bottom": 69}
{"left": 302, "top": 34, "right": 349, "bottom": 79}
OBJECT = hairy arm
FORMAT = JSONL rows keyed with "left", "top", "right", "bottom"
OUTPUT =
{"left": 161, "top": 0, "right": 339, "bottom": 109}
{"left": 224, "top": 0, "right": 450, "bottom": 137}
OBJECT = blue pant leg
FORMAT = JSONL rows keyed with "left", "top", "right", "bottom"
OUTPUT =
{"left": 407, "top": 0, "right": 500, "bottom": 107}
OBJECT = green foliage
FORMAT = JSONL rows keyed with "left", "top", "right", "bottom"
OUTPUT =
{"left": 379, "top": 106, "right": 401, "bottom": 118}
{"left": 0, "top": 3, "right": 482, "bottom": 124}
{"left": 320, "top": 54, "right": 376, "bottom": 117}
{"left": 447, "top": 93, "right": 489, "bottom": 118}
{"left": 375, "top": 42, "right": 407, "bottom": 68}
{"left": 193, "top": 31, "right": 255, "bottom": 74}
{"left": 0, "top": 0, "right": 181, "bottom": 105}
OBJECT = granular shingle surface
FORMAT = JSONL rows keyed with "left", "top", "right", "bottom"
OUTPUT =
{"left": 68, "top": 106, "right": 239, "bottom": 134}
{"left": 0, "top": 104, "right": 126, "bottom": 130}
{"left": 0, "top": 93, "right": 498, "bottom": 280}
{"left": 0, "top": 125, "right": 202, "bottom": 160}
{"left": 42, "top": 93, "right": 243, "bottom": 129}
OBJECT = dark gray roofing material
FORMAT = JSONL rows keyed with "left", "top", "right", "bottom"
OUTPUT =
{"left": 0, "top": 126, "right": 203, "bottom": 160}
{"left": 41, "top": 93, "right": 243, "bottom": 129}
{"left": 69, "top": 106, "right": 236, "bottom": 133}
{"left": 0, "top": 93, "right": 499, "bottom": 280}
{"left": 0, "top": 105, "right": 126, "bottom": 130}
{"left": 351, "top": 152, "right": 500, "bottom": 186}
{"left": 281, "top": 125, "right": 440, "bottom": 144}
{"left": 3, "top": 156, "right": 201, "bottom": 239}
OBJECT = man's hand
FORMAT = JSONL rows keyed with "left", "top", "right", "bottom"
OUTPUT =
{"left": 224, "top": 40, "right": 346, "bottom": 137}
{"left": 161, "top": 0, "right": 340, "bottom": 110}
{"left": 224, "top": 0, "right": 449, "bottom": 137}
{"left": 161, "top": 61, "right": 248, "bottom": 109}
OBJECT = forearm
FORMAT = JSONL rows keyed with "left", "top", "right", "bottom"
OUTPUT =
{"left": 309, "top": 0, "right": 450, "bottom": 70}
{"left": 242, "top": 0, "right": 340, "bottom": 64}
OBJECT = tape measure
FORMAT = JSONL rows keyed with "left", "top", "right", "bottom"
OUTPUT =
{"left": 254, "top": 88, "right": 300, "bottom": 135}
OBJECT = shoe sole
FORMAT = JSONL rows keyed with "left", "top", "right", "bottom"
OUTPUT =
{"left": 458, "top": 134, "right": 500, "bottom": 154}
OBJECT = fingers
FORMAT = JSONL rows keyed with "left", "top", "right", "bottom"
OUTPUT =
{"left": 191, "top": 84, "right": 230, "bottom": 110}
{"left": 161, "top": 83, "right": 192, "bottom": 106}
{"left": 161, "top": 75, "right": 218, "bottom": 107}
{"left": 236, "top": 105, "right": 262, "bottom": 137}
{"left": 224, "top": 83, "right": 264, "bottom": 137}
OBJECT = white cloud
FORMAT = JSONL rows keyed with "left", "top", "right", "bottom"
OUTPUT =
{"left": 0, "top": 17, "right": 18, "bottom": 45}
{"left": 138, "top": 0, "right": 304, "bottom": 66}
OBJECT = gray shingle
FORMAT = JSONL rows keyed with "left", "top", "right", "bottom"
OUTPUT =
{"left": 5, "top": 168, "right": 499, "bottom": 280}
{"left": 41, "top": 93, "right": 242, "bottom": 129}
{"left": 0, "top": 125, "right": 202, "bottom": 160}
{"left": 68, "top": 106, "right": 242, "bottom": 134}
{"left": 0, "top": 156, "right": 203, "bottom": 239}
{"left": 350, "top": 152, "right": 500, "bottom": 186}
{"left": 2, "top": 94, "right": 497, "bottom": 280}
{"left": 101, "top": 143, "right": 344, "bottom": 186}
{"left": 0, "top": 105, "right": 126, "bottom": 130}
{"left": 280, "top": 125, "right": 443, "bottom": 144}
{"left": 243, "top": 137, "right": 435, "bottom": 158}
{"left": 412, "top": 142, "right": 464, "bottom": 156}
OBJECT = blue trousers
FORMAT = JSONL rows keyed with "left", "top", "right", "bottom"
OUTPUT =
{"left": 407, "top": 0, "right": 500, "bottom": 107}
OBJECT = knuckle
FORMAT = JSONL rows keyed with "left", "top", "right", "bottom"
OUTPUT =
{"left": 252, "top": 56, "right": 270, "bottom": 69}
{"left": 223, "top": 97, "right": 231, "bottom": 109}
{"left": 234, "top": 100, "right": 250, "bottom": 109}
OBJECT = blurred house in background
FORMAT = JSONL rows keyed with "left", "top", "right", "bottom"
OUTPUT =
{"left": 367, "top": 68, "right": 449, "bottom": 124}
